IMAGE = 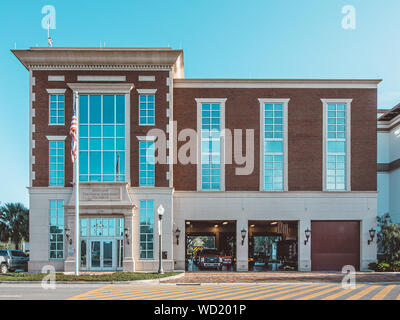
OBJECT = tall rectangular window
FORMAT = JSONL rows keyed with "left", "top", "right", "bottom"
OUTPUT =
{"left": 201, "top": 103, "right": 221, "bottom": 190}
{"left": 79, "top": 94, "right": 125, "bottom": 182}
{"left": 49, "top": 94, "right": 65, "bottom": 125}
{"left": 139, "top": 200, "right": 154, "bottom": 259}
{"left": 49, "top": 200, "right": 64, "bottom": 259}
{"left": 326, "top": 103, "right": 347, "bottom": 191}
{"left": 263, "top": 103, "right": 284, "bottom": 191}
{"left": 49, "top": 141, "right": 65, "bottom": 186}
{"left": 139, "top": 141, "right": 155, "bottom": 186}
{"left": 139, "top": 94, "right": 155, "bottom": 125}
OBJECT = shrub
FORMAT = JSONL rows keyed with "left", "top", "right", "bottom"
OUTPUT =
{"left": 391, "top": 261, "right": 400, "bottom": 272}
{"left": 368, "top": 262, "right": 377, "bottom": 271}
{"left": 376, "top": 262, "right": 391, "bottom": 272}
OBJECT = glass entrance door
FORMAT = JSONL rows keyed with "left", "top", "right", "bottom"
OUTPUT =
{"left": 103, "top": 241, "right": 113, "bottom": 268}
{"left": 90, "top": 241, "right": 101, "bottom": 269}
{"left": 88, "top": 240, "right": 115, "bottom": 270}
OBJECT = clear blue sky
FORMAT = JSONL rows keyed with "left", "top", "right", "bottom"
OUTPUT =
{"left": 0, "top": 0, "right": 399, "bottom": 207}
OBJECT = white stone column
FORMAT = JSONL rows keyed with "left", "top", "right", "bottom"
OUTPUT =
{"left": 123, "top": 213, "right": 135, "bottom": 272}
{"left": 173, "top": 219, "right": 186, "bottom": 271}
{"left": 298, "top": 219, "right": 311, "bottom": 271}
{"left": 236, "top": 218, "right": 248, "bottom": 271}
{"left": 64, "top": 212, "right": 76, "bottom": 272}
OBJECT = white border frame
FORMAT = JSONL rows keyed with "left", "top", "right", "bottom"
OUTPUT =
{"left": 196, "top": 98, "right": 227, "bottom": 192}
{"left": 258, "top": 99, "right": 289, "bottom": 192}
{"left": 321, "top": 99, "right": 352, "bottom": 192}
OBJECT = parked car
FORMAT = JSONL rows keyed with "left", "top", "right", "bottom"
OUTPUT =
{"left": 198, "top": 248, "right": 222, "bottom": 270}
{"left": 0, "top": 250, "right": 29, "bottom": 273}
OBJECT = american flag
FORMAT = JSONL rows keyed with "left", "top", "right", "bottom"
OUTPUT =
{"left": 69, "top": 109, "right": 78, "bottom": 163}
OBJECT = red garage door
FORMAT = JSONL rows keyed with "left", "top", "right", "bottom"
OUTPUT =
{"left": 311, "top": 221, "right": 360, "bottom": 271}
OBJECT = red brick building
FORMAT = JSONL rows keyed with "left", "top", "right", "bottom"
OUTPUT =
{"left": 13, "top": 47, "right": 379, "bottom": 272}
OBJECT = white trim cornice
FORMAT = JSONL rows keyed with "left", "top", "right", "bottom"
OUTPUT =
{"left": 137, "top": 89, "right": 157, "bottom": 94}
{"left": 67, "top": 83, "right": 134, "bottom": 93}
{"left": 136, "top": 136, "right": 157, "bottom": 141}
{"left": 175, "top": 79, "right": 381, "bottom": 89}
{"left": 46, "top": 88, "right": 66, "bottom": 94}
{"left": 46, "top": 135, "right": 67, "bottom": 141}
{"left": 28, "top": 64, "right": 172, "bottom": 71}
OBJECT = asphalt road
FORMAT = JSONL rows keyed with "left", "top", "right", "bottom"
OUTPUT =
{"left": 0, "top": 283, "right": 105, "bottom": 300}
{"left": 1, "top": 282, "right": 400, "bottom": 300}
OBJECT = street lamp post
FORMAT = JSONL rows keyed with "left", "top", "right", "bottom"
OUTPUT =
{"left": 157, "top": 204, "right": 165, "bottom": 274}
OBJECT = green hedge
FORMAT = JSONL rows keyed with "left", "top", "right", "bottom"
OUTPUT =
{"left": 0, "top": 272, "right": 179, "bottom": 282}
{"left": 368, "top": 261, "right": 400, "bottom": 272}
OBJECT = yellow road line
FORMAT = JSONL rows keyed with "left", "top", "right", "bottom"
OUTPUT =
{"left": 321, "top": 284, "right": 365, "bottom": 300}
{"left": 198, "top": 285, "right": 281, "bottom": 300}
{"left": 273, "top": 284, "right": 333, "bottom": 300}
{"left": 120, "top": 286, "right": 218, "bottom": 300}
{"left": 94, "top": 285, "right": 211, "bottom": 300}
{"left": 345, "top": 285, "right": 380, "bottom": 300}
{"left": 253, "top": 284, "right": 317, "bottom": 300}
{"left": 397, "top": 292, "right": 400, "bottom": 300}
{"left": 221, "top": 284, "right": 301, "bottom": 300}
{"left": 174, "top": 285, "right": 265, "bottom": 301}
{"left": 74, "top": 285, "right": 180, "bottom": 300}
{"left": 370, "top": 285, "right": 397, "bottom": 300}
{"left": 296, "top": 285, "right": 344, "bottom": 300}
{"left": 67, "top": 284, "right": 112, "bottom": 300}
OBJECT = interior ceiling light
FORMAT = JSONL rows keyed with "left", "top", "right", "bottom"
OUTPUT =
{"left": 186, "top": 221, "right": 190, "bottom": 225}
{"left": 222, "top": 221, "right": 228, "bottom": 225}
{"left": 214, "top": 224, "right": 219, "bottom": 228}
{"left": 270, "top": 222, "right": 278, "bottom": 225}
{"left": 250, "top": 224, "right": 255, "bottom": 228}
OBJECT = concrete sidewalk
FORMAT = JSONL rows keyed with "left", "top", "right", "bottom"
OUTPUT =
{"left": 160, "top": 272, "right": 400, "bottom": 284}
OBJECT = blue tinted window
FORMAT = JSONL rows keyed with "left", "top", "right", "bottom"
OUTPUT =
{"left": 49, "top": 141, "right": 64, "bottom": 186}
{"left": 139, "top": 200, "right": 154, "bottom": 259}
{"left": 79, "top": 95, "right": 125, "bottom": 182}
{"left": 139, "top": 141, "right": 155, "bottom": 186}
{"left": 49, "top": 200, "right": 64, "bottom": 259}
{"left": 201, "top": 103, "right": 221, "bottom": 190}
{"left": 264, "top": 103, "right": 284, "bottom": 191}
{"left": 49, "top": 94, "right": 65, "bottom": 125}
{"left": 139, "top": 94, "right": 155, "bottom": 125}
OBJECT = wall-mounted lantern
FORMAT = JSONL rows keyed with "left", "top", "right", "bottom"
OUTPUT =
{"left": 124, "top": 227, "right": 130, "bottom": 245}
{"left": 65, "top": 226, "right": 72, "bottom": 245}
{"left": 304, "top": 228, "right": 311, "bottom": 245}
{"left": 368, "top": 228, "right": 376, "bottom": 245}
{"left": 174, "top": 228, "right": 181, "bottom": 245}
{"left": 241, "top": 228, "right": 247, "bottom": 246}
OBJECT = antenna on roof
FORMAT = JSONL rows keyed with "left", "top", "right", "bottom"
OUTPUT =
{"left": 47, "top": 21, "right": 53, "bottom": 47}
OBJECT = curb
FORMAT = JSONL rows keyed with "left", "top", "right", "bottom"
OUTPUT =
{"left": 0, "top": 273, "right": 185, "bottom": 285}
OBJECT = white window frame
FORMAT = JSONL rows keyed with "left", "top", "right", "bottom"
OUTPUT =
{"left": 321, "top": 98, "right": 352, "bottom": 192}
{"left": 49, "top": 200, "right": 64, "bottom": 260}
{"left": 259, "top": 99, "right": 289, "bottom": 192}
{"left": 196, "top": 98, "right": 226, "bottom": 191}
{"left": 137, "top": 89, "right": 156, "bottom": 126}
{"left": 48, "top": 140, "right": 65, "bottom": 187}
{"left": 47, "top": 89, "right": 66, "bottom": 126}
{"left": 138, "top": 200, "right": 155, "bottom": 260}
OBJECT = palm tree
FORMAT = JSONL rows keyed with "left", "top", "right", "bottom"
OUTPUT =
{"left": 0, "top": 203, "right": 29, "bottom": 249}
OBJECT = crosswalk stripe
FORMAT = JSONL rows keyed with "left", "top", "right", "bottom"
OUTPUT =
{"left": 177, "top": 285, "right": 275, "bottom": 301}
{"left": 296, "top": 285, "right": 344, "bottom": 300}
{"left": 273, "top": 284, "right": 333, "bottom": 300}
{"left": 222, "top": 284, "right": 302, "bottom": 300}
{"left": 321, "top": 284, "right": 365, "bottom": 300}
{"left": 252, "top": 284, "right": 317, "bottom": 300}
{"left": 370, "top": 285, "right": 396, "bottom": 300}
{"left": 133, "top": 285, "right": 235, "bottom": 300}
{"left": 77, "top": 285, "right": 191, "bottom": 300}
{"left": 67, "top": 284, "right": 112, "bottom": 300}
{"left": 106, "top": 286, "right": 213, "bottom": 300}
{"left": 345, "top": 285, "right": 380, "bottom": 300}
{"left": 174, "top": 285, "right": 265, "bottom": 300}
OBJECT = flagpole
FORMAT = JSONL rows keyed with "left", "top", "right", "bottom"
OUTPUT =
{"left": 74, "top": 92, "right": 80, "bottom": 276}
